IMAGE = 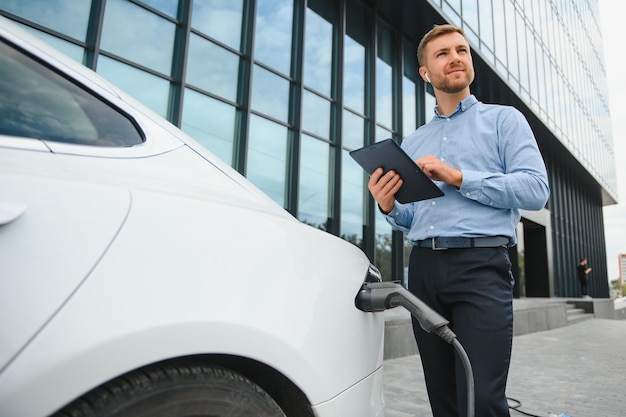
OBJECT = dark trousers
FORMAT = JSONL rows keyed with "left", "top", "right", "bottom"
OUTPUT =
{"left": 408, "top": 246, "right": 514, "bottom": 417}
{"left": 579, "top": 278, "right": 588, "bottom": 296}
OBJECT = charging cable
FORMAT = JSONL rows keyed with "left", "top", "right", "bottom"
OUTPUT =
{"left": 355, "top": 281, "right": 475, "bottom": 417}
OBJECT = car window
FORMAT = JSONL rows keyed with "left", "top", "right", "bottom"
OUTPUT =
{"left": 0, "top": 39, "right": 144, "bottom": 147}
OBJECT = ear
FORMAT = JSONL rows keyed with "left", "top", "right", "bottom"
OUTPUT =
{"left": 419, "top": 67, "right": 430, "bottom": 83}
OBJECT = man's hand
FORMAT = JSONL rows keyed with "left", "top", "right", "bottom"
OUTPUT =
{"left": 415, "top": 155, "right": 463, "bottom": 188}
{"left": 367, "top": 168, "right": 403, "bottom": 213}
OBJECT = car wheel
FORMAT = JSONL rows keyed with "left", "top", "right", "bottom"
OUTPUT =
{"left": 52, "top": 361, "right": 287, "bottom": 417}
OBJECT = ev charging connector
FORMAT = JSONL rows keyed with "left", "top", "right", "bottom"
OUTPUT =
{"left": 356, "top": 281, "right": 475, "bottom": 417}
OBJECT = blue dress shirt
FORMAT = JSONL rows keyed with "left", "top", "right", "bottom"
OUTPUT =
{"left": 385, "top": 95, "right": 550, "bottom": 245}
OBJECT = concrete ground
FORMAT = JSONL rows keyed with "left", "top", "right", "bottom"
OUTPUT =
{"left": 383, "top": 318, "right": 626, "bottom": 417}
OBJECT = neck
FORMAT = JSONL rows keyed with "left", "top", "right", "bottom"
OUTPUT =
{"left": 435, "top": 89, "right": 470, "bottom": 116}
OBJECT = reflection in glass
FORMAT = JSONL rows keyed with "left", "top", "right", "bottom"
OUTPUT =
{"left": 304, "top": 8, "right": 332, "bottom": 96}
{"left": 374, "top": 209, "right": 393, "bottom": 283}
{"left": 376, "top": 23, "right": 393, "bottom": 129}
{"left": 0, "top": 0, "right": 90, "bottom": 40}
{"left": 18, "top": 25, "right": 85, "bottom": 63}
{"left": 298, "top": 135, "right": 329, "bottom": 229}
{"left": 251, "top": 65, "right": 290, "bottom": 122}
{"left": 493, "top": 0, "right": 506, "bottom": 64}
{"left": 343, "top": 36, "right": 366, "bottom": 114}
{"left": 375, "top": 125, "right": 392, "bottom": 142}
{"left": 403, "top": 240, "right": 411, "bottom": 287}
{"left": 463, "top": 0, "right": 479, "bottom": 36}
{"left": 302, "top": 90, "right": 330, "bottom": 139}
{"left": 341, "top": 150, "right": 363, "bottom": 247}
{"left": 181, "top": 89, "right": 236, "bottom": 165}
{"left": 246, "top": 115, "right": 288, "bottom": 206}
{"left": 376, "top": 58, "right": 393, "bottom": 129}
{"left": 101, "top": 0, "right": 174, "bottom": 75}
{"left": 424, "top": 90, "right": 436, "bottom": 123}
{"left": 187, "top": 33, "right": 239, "bottom": 102}
{"left": 402, "top": 76, "right": 416, "bottom": 137}
{"left": 478, "top": 0, "right": 494, "bottom": 55}
{"left": 0, "top": 40, "right": 142, "bottom": 147}
{"left": 342, "top": 110, "right": 364, "bottom": 150}
{"left": 516, "top": 12, "right": 528, "bottom": 96}
{"left": 141, "top": 0, "right": 178, "bottom": 18}
{"left": 191, "top": 0, "right": 244, "bottom": 50}
{"left": 97, "top": 55, "right": 170, "bottom": 117}
{"left": 505, "top": 2, "right": 518, "bottom": 82}
{"left": 254, "top": 0, "right": 293, "bottom": 75}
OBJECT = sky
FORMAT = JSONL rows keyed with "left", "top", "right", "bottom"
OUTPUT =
{"left": 598, "top": 0, "right": 626, "bottom": 283}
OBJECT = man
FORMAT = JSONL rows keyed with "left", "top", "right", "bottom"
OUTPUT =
{"left": 367, "top": 24, "right": 550, "bottom": 416}
{"left": 577, "top": 257, "right": 592, "bottom": 298}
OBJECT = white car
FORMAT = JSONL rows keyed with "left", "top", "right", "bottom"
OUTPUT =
{"left": 0, "top": 16, "right": 385, "bottom": 417}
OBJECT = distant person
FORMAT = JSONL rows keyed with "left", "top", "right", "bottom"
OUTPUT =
{"left": 577, "top": 257, "right": 592, "bottom": 299}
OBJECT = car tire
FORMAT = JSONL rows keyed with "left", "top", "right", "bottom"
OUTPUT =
{"left": 51, "top": 360, "right": 287, "bottom": 417}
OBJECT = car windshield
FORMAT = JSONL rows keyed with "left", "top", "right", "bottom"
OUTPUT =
{"left": 0, "top": 39, "right": 144, "bottom": 147}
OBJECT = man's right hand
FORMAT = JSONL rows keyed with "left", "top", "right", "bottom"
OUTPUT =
{"left": 367, "top": 167, "right": 403, "bottom": 214}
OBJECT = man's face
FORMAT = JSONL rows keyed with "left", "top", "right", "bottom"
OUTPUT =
{"left": 422, "top": 32, "right": 475, "bottom": 94}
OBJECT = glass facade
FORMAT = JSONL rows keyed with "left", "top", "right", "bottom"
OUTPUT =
{"left": 428, "top": 0, "right": 616, "bottom": 202}
{"left": 0, "top": 0, "right": 615, "bottom": 297}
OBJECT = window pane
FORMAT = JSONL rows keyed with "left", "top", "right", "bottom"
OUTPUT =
{"left": 18, "top": 25, "right": 85, "bottom": 63}
{"left": 246, "top": 115, "right": 288, "bottom": 206}
{"left": 101, "top": 0, "right": 174, "bottom": 75}
{"left": 298, "top": 135, "right": 329, "bottom": 229}
{"left": 493, "top": 0, "right": 506, "bottom": 64}
{"left": 304, "top": 8, "right": 332, "bottom": 96}
{"left": 343, "top": 36, "right": 365, "bottom": 114}
{"left": 254, "top": 0, "right": 293, "bottom": 75}
{"left": 402, "top": 76, "right": 416, "bottom": 137}
{"left": 251, "top": 64, "right": 290, "bottom": 122}
{"left": 341, "top": 149, "right": 363, "bottom": 246}
{"left": 374, "top": 210, "right": 393, "bottom": 281}
{"left": 0, "top": 0, "right": 90, "bottom": 40}
{"left": 181, "top": 89, "right": 236, "bottom": 165}
{"left": 463, "top": 0, "right": 479, "bottom": 34}
{"left": 140, "top": 0, "right": 178, "bottom": 18}
{"left": 424, "top": 90, "right": 436, "bottom": 123}
{"left": 375, "top": 126, "right": 392, "bottom": 142}
{"left": 342, "top": 110, "right": 364, "bottom": 149}
{"left": 187, "top": 33, "right": 239, "bottom": 101}
{"left": 302, "top": 90, "right": 330, "bottom": 139}
{"left": 376, "top": 58, "right": 393, "bottom": 129}
{"left": 376, "top": 23, "right": 393, "bottom": 129}
{"left": 191, "top": 0, "right": 244, "bottom": 50}
{"left": 479, "top": 0, "right": 494, "bottom": 53}
{"left": 344, "top": 0, "right": 367, "bottom": 114}
{"left": 97, "top": 55, "right": 170, "bottom": 118}
{"left": 0, "top": 40, "right": 142, "bottom": 147}
{"left": 505, "top": 1, "right": 519, "bottom": 81}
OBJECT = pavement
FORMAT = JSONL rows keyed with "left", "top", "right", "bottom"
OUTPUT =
{"left": 383, "top": 318, "right": 626, "bottom": 417}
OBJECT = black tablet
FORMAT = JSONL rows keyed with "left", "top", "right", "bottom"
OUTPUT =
{"left": 349, "top": 138, "right": 444, "bottom": 203}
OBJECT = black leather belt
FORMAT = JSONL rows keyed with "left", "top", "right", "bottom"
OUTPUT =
{"left": 415, "top": 236, "right": 509, "bottom": 250}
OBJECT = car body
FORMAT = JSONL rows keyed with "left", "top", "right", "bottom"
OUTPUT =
{"left": 0, "top": 16, "right": 385, "bottom": 417}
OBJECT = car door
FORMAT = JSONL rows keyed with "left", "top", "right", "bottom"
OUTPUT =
{"left": 0, "top": 28, "right": 143, "bottom": 372}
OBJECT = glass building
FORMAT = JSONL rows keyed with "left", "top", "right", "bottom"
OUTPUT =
{"left": 0, "top": 0, "right": 616, "bottom": 298}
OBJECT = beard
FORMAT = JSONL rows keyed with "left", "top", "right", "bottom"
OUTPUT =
{"left": 433, "top": 70, "right": 475, "bottom": 94}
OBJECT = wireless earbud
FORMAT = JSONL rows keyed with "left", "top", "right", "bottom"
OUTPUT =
{"left": 425, "top": 73, "right": 431, "bottom": 83}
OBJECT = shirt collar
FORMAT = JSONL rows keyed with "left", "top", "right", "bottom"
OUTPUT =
{"left": 434, "top": 94, "right": 478, "bottom": 118}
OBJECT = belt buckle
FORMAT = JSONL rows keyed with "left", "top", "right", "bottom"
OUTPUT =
{"left": 431, "top": 237, "right": 448, "bottom": 251}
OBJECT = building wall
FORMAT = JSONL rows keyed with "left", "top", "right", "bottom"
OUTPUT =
{"left": 0, "top": 0, "right": 614, "bottom": 297}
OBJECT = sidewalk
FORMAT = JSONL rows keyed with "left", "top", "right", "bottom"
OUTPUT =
{"left": 383, "top": 318, "right": 626, "bottom": 417}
